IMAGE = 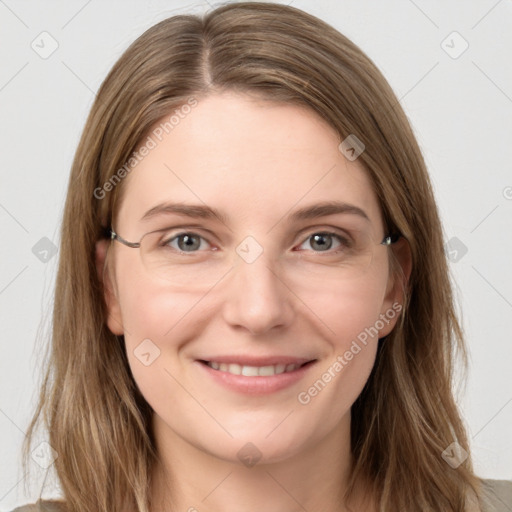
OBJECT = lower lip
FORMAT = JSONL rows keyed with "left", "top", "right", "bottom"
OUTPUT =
{"left": 195, "top": 360, "right": 316, "bottom": 395}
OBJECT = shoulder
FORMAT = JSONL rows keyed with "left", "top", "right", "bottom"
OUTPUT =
{"left": 10, "top": 500, "right": 66, "bottom": 512}
{"left": 478, "top": 479, "right": 512, "bottom": 511}
{"left": 8, "top": 482, "right": 512, "bottom": 512}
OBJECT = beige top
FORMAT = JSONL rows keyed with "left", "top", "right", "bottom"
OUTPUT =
{"left": 10, "top": 479, "right": 512, "bottom": 511}
{"left": 478, "top": 479, "right": 512, "bottom": 511}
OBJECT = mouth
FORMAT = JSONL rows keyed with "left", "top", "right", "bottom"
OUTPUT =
{"left": 195, "top": 354, "right": 318, "bottom": 394}
{"left": 198, "top": 359, "right": 316, "bottom": 377}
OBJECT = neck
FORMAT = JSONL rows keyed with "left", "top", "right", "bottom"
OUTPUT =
{"left": 149, "top": 411, "right": 375, "bottom": 512}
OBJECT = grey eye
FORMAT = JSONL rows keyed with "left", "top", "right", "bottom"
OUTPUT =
{"left": 166, "top": 233, "right": 208, "bottom": 252}
{"left": 299, "top": 232, "right": 343, "bottom": 252}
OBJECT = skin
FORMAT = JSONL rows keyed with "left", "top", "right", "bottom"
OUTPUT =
{"left": 96, "top": 91, "right": 411, "bottom": 512}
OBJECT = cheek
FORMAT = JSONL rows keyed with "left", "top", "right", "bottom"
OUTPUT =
{"left": 113, "top": 255, "right": 189, "bottom": 387}
{"left": 302, "top": 270, "right": 389, "bottom": 345}
{"left": 118, "top": 285, "right": 191, "bottom": 416}
{"left": 296, "top": 340, "right": 378, "bottom": 439}
{"left": 118, "top": 282, "right": 189, "bottom": 356}
{"left": 293, "top": 274, "right": 387, "bottom": 409}
{"left": 114, "top": 249, "right": 199, "bottom": 338}
{"left": 295, "top": 283, "right": 383, "bottom": 428}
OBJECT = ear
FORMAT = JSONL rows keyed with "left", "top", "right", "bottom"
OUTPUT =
{"left": 95, "top": 239, "right": 124, "bottom": 335}
{"left": 378, "top": 236, "right": 412, "bottom": 337}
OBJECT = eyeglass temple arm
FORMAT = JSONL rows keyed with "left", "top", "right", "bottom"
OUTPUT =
{"left": 108, "top": 227, "right": 141, "bottom": 248}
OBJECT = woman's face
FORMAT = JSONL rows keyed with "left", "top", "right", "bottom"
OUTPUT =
{"left": 99, "top": 91, "right": 404, "bottom": 465}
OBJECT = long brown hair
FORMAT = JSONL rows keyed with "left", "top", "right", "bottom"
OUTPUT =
{"left": 22, "top": 2, "right": 484, "bottom": 510}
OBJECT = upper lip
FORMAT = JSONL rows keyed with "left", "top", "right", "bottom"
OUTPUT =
{"left": 197, "top": 355, "right": 316, "bottom": 366}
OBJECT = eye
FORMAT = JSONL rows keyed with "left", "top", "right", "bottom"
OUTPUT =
{"left": 162, "top": 232, "right": 212, "bottom": 253}
{"left": 296, "top": 231, "right": 349, "bottom": 253}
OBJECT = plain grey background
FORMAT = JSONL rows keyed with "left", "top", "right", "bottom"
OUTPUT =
{"left": 1, "top": 0, "right": 511, "bottom": 508}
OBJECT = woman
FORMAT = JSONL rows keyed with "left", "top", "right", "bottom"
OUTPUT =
{"left": 15, "top": 2, "right": 511, "bottom": 511}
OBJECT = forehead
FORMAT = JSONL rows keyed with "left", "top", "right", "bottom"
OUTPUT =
{"left": 116, "top": 92, "right": 383, "bottom": 234}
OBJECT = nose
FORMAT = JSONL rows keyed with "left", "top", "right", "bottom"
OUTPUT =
{"left": 221, "top": 252, "right": 295, "bottom": 336}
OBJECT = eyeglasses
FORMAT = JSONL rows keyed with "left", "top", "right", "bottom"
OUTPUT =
{"left": 107, "top": 225, "right": 401, "bottom": 288}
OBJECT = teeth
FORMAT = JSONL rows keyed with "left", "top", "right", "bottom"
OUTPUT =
{"left": 206, "top": 362, "right": 301, "bottom": 376}
{"left": 258, "top": 365, "right": 276, "bottom": 376}
{"left": 275, "top": 364, "right": 286, "bottom": 374}
{"left": 242, "top": 365, "right": 259, "bottom": 376}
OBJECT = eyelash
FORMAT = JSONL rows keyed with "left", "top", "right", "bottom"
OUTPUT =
{"left": 158, "top": 229, "right": 352, "bottom": 256}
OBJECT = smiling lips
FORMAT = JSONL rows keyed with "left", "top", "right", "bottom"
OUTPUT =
{"left": 198, "top": 356, "right": 316, "bottom": 377}
{"left": 196, "top": 356, "right": 317, "bottom": 394}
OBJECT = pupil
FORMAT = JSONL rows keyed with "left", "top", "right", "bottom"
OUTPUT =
{"left": 179, "top": 234, "right": 199, "bottom": 251}
{"left": 311, "top": 234, "right": 332, "bottom": 251}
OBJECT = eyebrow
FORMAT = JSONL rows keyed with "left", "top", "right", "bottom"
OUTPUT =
{"left": 140, "top": 200, "right": 370, "bottom": 224}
